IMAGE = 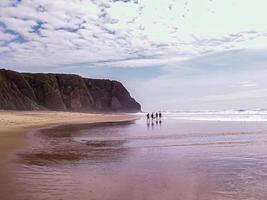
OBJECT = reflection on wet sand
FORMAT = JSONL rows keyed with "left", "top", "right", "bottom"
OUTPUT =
{"left": 13, "top": 119, "right": 267, "bottom": 200}
{"left": 19, "top": 122, "right": 133, "bottom": 166}
{"left": 147, "top": 120, "right": 162, "bottom": 129}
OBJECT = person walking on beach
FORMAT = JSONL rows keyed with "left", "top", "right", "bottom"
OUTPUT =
{"left": 146, "top": 113, "right": 150, "bottom": 123}
{"left": 159, "top": 112, "right": 162, "bottom": 119}
{"left": 151, "top": 113, "right": 154, "bottom": 121}
{"left": 155, "top": 112, "right": 158, "bottom": 119}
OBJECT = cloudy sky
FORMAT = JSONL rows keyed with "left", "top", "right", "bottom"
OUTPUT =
{"left": 1, "top": 0, "right": 267, "bottom": 111}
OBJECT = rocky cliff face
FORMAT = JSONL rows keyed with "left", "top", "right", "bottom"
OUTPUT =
{"left": 0, "top": 69, "right": 141, "bottom": 112}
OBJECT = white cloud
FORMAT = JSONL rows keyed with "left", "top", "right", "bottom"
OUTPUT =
{"left": 1, "top": 0, "right": 267, "bottom": 111}
{"left": 0, "top": 0, "right": 267, "bottom": 68}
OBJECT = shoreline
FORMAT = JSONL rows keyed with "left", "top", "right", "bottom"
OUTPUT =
{"left": 19, "top": 120, "right": 136, "bottom": 166}
{"left": 3, "top": 112, "right": 267, "bottom": 199}
{"left": 0, "top": 110, "right": 138, "bottom": 157}
{"left": 0, "top": 110, "right": 139, "bottom": 199}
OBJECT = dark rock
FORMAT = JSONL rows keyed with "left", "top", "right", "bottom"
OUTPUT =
{"left": 111, "top": 81, "right": 141, "bottom": 111}
{"left": 0, "top": 69, "right": 141, "bottom": 112}
{"left": 0, "top": 69, "right": 42, "bottom": 110}
{"left": 23, "top": 73, "right": 66, "bottom": 111}
{"left": 56, "top": 74, "right": 94, "bottom": 111}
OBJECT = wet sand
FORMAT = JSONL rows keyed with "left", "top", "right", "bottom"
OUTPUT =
{"left": 11, "top": 117, "right": 267, "bottom": 200}
{"left": 0, "top": 110, "right": 137, "bottom": 200}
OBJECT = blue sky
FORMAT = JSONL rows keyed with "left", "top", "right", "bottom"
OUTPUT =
{"left": 1, "top": 0, "right": 267, "bottom": 111}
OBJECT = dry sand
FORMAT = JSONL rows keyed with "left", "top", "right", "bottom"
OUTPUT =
{"left": 0, "top": 110, "right": 138, "bottom": 199}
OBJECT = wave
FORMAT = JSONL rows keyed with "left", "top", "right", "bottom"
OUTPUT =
{"left": 162, "top": 109, "right": 267, "bottom": 122}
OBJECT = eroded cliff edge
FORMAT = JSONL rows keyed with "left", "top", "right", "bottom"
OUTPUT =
{"left": 0, "top": 69, "right": 141, "bottom": 112}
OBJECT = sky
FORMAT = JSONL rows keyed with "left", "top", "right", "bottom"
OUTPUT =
{"left": 1, "top": 0, "right": 267, "bottom": 111}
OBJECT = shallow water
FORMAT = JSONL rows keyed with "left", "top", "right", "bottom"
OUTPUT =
{"left": 13, "top": 118, "right": 267, "bottom": 200}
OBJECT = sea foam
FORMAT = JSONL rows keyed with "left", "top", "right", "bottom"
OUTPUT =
{"left": 162, "top": 110, "right": 267, "bottom": 122}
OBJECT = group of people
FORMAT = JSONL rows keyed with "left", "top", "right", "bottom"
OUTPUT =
{"left": 146, "top": 112, "right": 162, "bottom": 123}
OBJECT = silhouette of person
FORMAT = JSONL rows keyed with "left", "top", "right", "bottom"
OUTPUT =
{"left": 146, "top": 113, "right": 150, "bottom": 122}
{"left": 151, "top": 113, "right": 154, "bottom": 120}
{"left": 156, "top": 112, "right": 158, "bottom": 119}
{"left": 159, "top": 112, "right": 162, "bottom": 119}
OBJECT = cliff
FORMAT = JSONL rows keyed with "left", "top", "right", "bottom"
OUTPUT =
{"left": 0, "top": 69, "right": 141, "bottom": 112}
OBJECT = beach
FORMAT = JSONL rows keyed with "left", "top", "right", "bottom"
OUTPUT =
{"left": 1, "top": 0, "right": 265, "bottom": 199}
{"left": 0, "top": 110, "right": 137, "bottom": 200}
{"left": 3, "top": 111, "right": 267, "bottom": 199}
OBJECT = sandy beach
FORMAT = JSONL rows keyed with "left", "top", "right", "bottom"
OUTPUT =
{"left": 3, "top": 111, "right": 267, "bottom": 199}
{"left": 0, "top": 110, "right": 137, "bottom": 156}
{"left": 0, "top": 110, "right": 137, "bottom": 200}
{"left": 7, "top": 116, "right": 267, "bottom": 200}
